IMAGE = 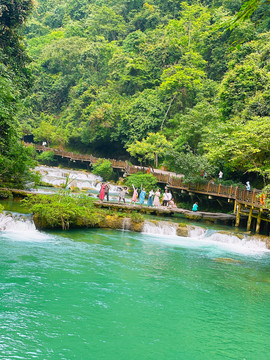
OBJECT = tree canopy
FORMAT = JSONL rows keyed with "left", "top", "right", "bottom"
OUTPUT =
{"left": 5, "top": 0, "right": 269, "bottom": 187}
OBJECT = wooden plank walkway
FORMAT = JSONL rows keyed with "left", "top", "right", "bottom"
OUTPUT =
{"left": 26, "top": 143, "right": 266, "bottom": 209}
{"left": 94, "top": 201, "right": 236, "bottom": 223}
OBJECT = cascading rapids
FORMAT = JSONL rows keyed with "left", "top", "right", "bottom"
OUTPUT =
{"left": 142, "top": 220, "right": 269, "bottom": 255}
{"left": 35, "top": 165, "right": 119, "bottom": 192}
{"left": 0, "top": 213, "right": 36, "bottom": 233}
{"left": 143, "top": 220, "right": 178, "bottom": 236}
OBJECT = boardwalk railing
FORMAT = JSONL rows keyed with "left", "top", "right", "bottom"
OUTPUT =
{"left": 27, "top": 143, "right": 265, "bottom": 208}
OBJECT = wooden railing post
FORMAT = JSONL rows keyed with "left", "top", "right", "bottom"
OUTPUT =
{"left": 251, "top": 189, "right": 256, "bottom": 204}
{"left": 234, "top": 186, "right": 238, "bottom": 200}
{"left": 235, "top": 203, "right": 241, "bottom": 227}
{"left": 247, "top": 207, "right": 253, "bottom": 231}
{"left": 256, "top": 209, "right": 262, "bottom": 234}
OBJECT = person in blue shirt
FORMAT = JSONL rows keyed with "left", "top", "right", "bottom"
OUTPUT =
{"left": 139, "top": 186, "right": 146, "bottom": 205}
{"left": 192, "top": 202, "right": 198, "bottom": 212}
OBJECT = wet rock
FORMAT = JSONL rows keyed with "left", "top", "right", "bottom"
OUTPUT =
{"left": 185, "top": 213, "right": 202, "bottom": 221}
{"left": 176, "top": 224, "right": 189, "bottom": 237}
{"left": 214, "top": 258, "right": 243, "bottom": 264}
{"left": 217, "top": 231, "right": 244, "bottom": 240}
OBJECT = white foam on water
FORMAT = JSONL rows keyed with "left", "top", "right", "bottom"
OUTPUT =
{"left": 35, "top": 165, "right": 119, "bottom": 193}
{"left": 188, "top": 226, "right": 206, "bottom": 238}
{"left": 0, "top": 214, "right": 49, "bottom": 242}
{"left": 143, "top": 220, "right": 178, "bottom": 236}
{"left": 200, "top": 231, "right": 269, "bottom": 256}
{"left": 141, "top": 220, "right": 269, "bottom": 256}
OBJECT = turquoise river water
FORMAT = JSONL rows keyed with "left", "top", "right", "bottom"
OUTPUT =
{"left": 1, "top": 215, "right": 270, "bottom": 360}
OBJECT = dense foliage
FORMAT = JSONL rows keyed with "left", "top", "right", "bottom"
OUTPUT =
{"left": 125, "top": 172, "right": 158, "bottom": 192}
{"left": 13, "top": 0, "right": 270, "bottom": 186}
{"left": 92, "top": 159, "right": 113, "bottom": 181}
{"left": 24, "top": 193, "right": 106, "bottom": 229}
{"left": 0, "top": 0, "right": 37, "bottom": 187}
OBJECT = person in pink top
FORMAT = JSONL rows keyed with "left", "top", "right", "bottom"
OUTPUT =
{"left": 131, "top": 184, "right": 138, "bottom": 204}
{"left": 153, "top": 189, "right": 161, "bottom": 206}
{"left": 99, "top": 183, "right": 106, "bottom": 201}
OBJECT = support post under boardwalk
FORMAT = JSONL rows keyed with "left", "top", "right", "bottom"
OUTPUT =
{"left": 234, "top": 201, "right": 237, "bottom": 214}
{"left": 235, "top": 203, "right": 241, "bottom": 227}
{"left": 256, "top": 209, "right": 262, "bottom": 234}
{"left": 247, "top": 207, "right": 253, "bottom": 231}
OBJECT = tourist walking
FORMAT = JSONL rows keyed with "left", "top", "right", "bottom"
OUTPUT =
{"left": 219, "top": 170, "right": 223, "bottom": 180}
{"left": 246, "top": 181, "right": 251, "bottom": 191}
{"left": 153, "top": 189, "right": 161, "bottom": 207}
{"left": 118, "top": 187, "right": 128, "bottom": 204}
{"left": 99, "top": 183, "right": 106, "bottom": 201}
{"left": 139, "top": 186, "right": 146, "bottom": 205}
{"left": 104, "top": 183, "right": 110, "bottom": 201}
{"left": 131, "top": 184, "right": 138, "bottom": 204}
{"left": 147, "top": 189, "right": 154, "bottom": 207}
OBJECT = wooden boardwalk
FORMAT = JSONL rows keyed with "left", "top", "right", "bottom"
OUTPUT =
{"left": 28, "top": 143, "right": 266, "bottom": 209}
{"left": 94, "top": 202, "right": 236, "bottom": 224}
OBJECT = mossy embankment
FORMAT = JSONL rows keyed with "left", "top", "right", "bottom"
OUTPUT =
{"left": 22, "top": 193, "right": 191, "bottom": 236}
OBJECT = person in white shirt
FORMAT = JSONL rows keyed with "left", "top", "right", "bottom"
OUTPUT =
{"left": 162, "top": 190, "right": 169, "bottom": 206}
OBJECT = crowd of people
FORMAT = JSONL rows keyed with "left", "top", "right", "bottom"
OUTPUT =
{"left": 98, "top": 177, "right": 253, "bottom": 211}
{"left": 129, "top": 186, "right": 177, "bottom": 208}
{"left": 98, "top": 183, "right": 177, "bottom": 208}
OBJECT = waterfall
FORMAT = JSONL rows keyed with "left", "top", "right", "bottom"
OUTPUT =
{"left": 35, "top": 165, "right": 119, "bottom": 193}
{"left": 204, "top": 232, "right": 268, "bottom": 254}
{"left": 188, "top": 226, "right": 206, "bottom": 238}
{"left": 143, "top": 220, "right": 178, "bottom": 236}
{"left": 141, "top": 220, "right": 268, "bottom": 255}
{"left": 122, "top": 218, "right": 131, "bottom": 231}
{"left": 0, "top": 213, "right": 36, "bottom": 233}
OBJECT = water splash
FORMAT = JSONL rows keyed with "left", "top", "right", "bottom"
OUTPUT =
{"left": 0, "top": 213, "right": 49, "bottom": 242}
{"left": 202, "top": 232, "right": 269, "bottom": 255}
{"left": 142, "top": 220, "right": 269, "bottom": 256}
{"left": 143, "top": 220, "right": 178, "bottom": 236}
{"left": 188, "top": 226, "right": 206, "bottom": 238}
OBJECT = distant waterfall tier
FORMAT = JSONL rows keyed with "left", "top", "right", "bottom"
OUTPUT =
{"left": 35, "top": 165, "right": 119, "bottom": 192}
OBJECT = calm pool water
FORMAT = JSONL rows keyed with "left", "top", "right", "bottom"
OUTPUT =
{"left": 1, "top": 226, "right": 270, "bottom": 359}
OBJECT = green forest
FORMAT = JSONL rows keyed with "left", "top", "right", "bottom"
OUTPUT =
{"left": 1, "top": 0, "right": 270, "bottom": 188}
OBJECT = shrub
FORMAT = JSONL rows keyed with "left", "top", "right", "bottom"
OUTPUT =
{"left": 92, "top": 159, "right": 113, "bottom": 181}
{"left": 125, "top": 173, "right": 157, "bottom": 192}
{"left": 37, "top": 151, "right": 57, "bottom": 165}
{"left": 0, "top": 189, "right": 13, "bottom": 199}
{"left": 130, "top": 212, "right": 144, "bottom": 223}
{"left": 23, "top": 193, "right": 105, "bottom": 230}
